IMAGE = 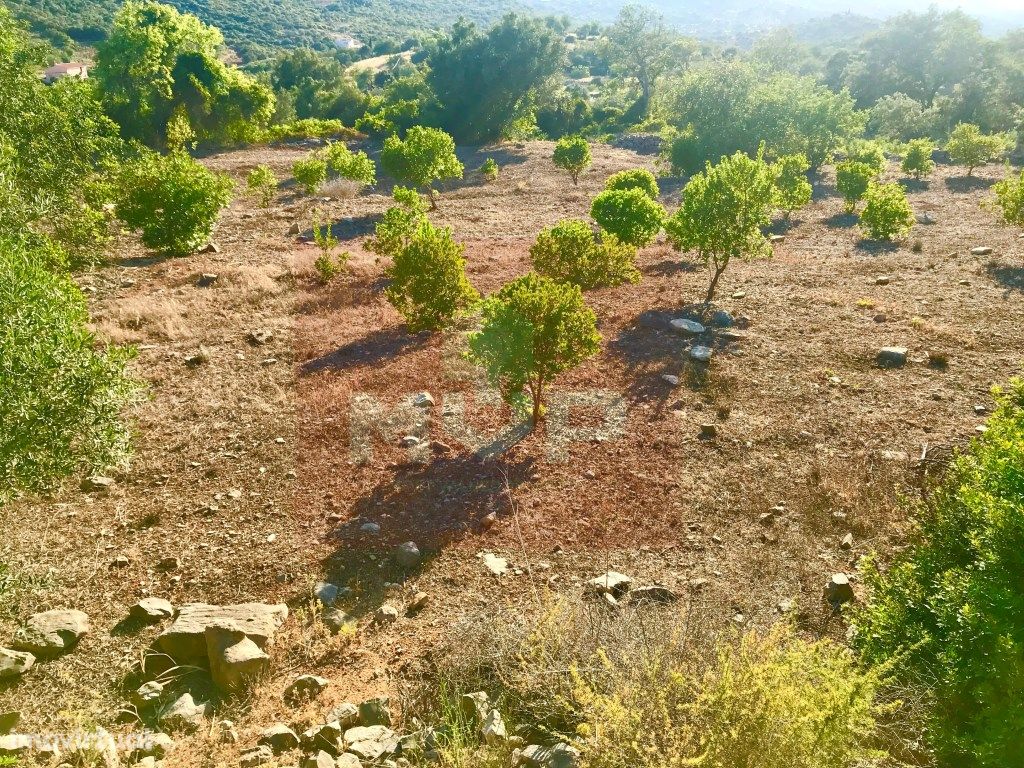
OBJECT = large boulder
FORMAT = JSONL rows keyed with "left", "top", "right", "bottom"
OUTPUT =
{"left": 12, "top": 610, "right": 89, "bottom": 655}
{"left": 343, "top": 725, "right": 397, "bottom": 761}
{"left": 258, "top": 723, "right": 299, "bottom": 754}
{"left": 521, "top": 743, "right": 581, "bottom": 768}
{"left": 0, "top": 648, "right": 34, "bottom": 679}
{"left": 358, "top": 696, "right": 391, "bottom": 727}
{"left": 160, "top": 692, "right": 212, "bottom": 733}
{"left": 156, "top": 603, "right": 287, "bottom": 663}
{"left": 205, "top": 624, "right": 270, "bottom": 693}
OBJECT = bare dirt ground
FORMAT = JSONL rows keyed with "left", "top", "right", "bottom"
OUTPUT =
{"left": 1, "top": 140, "right": 1022, "bottom": 765}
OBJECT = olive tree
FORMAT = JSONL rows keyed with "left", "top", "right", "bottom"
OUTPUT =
{"left": 530, "top": 219, "right": 640, "bottom": 289}
{"left": 468, "top": 272, "right": 601, "bottom": 424}
{"left": 946, "top": 123, "right": 1011, "bottom": 177}
{"left": 665, "top": 148, "right": 777, "bottom": 305}
{"left": 366, "top": 186, "right": 428, "bottom": 258}
{"left": 381, "top": 126, "right": 463, "bottom": 208}
{"left": 553, "top": 135, "right": 591, "bottom": 185}
{"left": 590, "top": 188, "right": 664, "bottom": 247}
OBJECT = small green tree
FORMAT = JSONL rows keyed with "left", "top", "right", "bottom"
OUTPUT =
{"left": 381, "top": 126, "right": 463, "bottom": 209}
{"left": 665, "top": 148, "right": 777, "bottom": 305}
{"left": 901, "top": 139, "right": 936, "bottom": 179}
{"left": 772, "top": 153, "right": 812, "bottom": 219}
{"left": 859, "top": 182, "right": 914, "bottom": 241}
{"left": 325, "top": 142, "right": 376, "bottom": 187}
{"left": 292, "top": 155, "right": 328, "bottom": 195}
{"left": 246, "top": 165, "right": 278, "bottom": 208}
{"left": 365, "top": 186, "right": 428, "bottom": 258}
{"left": 605, "top": 169, "right": 659, "bottom": 200}
{"left": 991, "top": 167, "right": 1024, "bottom": 230}
{"left": 553, "top": 135, "right": 591, "bottom": 185}
{"left": 481, "top": 157, "right": 499, "bottom": 181}
{"left": 468, "top": 272, "right": 601, "bottom": 424}
{"left": 530, "top": 219, "right": 640, "bottom": 289}
{"left": 590, "top": 188, "right": 664, "bottom": 248}
{"left": 946, "top": 123, "right": 1010, "bottom": 177}
{"left": 312, "top": 212, "right": 346, "bottom": 282}
{"left": 384, "top": 220, "right": 479, "bottom": 332}
{"left": 836, "top": 161, "right": 877, "bottom": 213}
{"left": 116, "top": 150, "right": 233, "bottom": 256}
{"left": 844, "top": 140, "right": 887, "bottom": 176}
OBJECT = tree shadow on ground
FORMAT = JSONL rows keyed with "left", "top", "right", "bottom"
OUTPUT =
{"left": 855, "top": 239, "right": 901, "bottom": 255}
{"left": 824, "top": 212, "right": 858, "bottom": 229}
{"left": 810, "top": 171, "right": 835, "bottom": 202}
{"left": 986, "top": 262, "right": 1024, "bottom": 294}
{"left": 300, "top": 327, "right": 430, "bottom": 375}
{"left": 945, "top": 175, "right": 995, "bottom": 193}
{"left": 899, "top": 178, "right": 929, "bottom": 193}
{"left": 643, "top": 258, "right": 700, "bottom": 278}
{"left": 294, "top": 212, "right": 380, "bottom": 242}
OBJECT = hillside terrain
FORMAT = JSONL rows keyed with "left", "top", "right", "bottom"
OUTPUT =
{"left": 1, "top": 139, "right": 1021, "bottom": 765}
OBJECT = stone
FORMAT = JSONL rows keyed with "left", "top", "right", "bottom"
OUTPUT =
{"left": 710, "top": 310, "right": 734, "bottom": 328}
{"left": 284, "top": 674, "right": 329, "bottom": 704}
{"left": 205, "top": 623, "right": 270, "bottom": 693}
{"left": 373, "top": 605, "right": 399, "bottom": 626}
{"left": 301, "top": 721, "right": 343, "bottom": 752}
{"left": 0, "top": 734, "right": 29, "bottom": 758}
{"left": 130, "top": 597, "right": 174, "bottom": 622}
{"left": 669, "top": 318, "right": 705, "bottom": 336}
{"left": 323, "top": 608, "right": 356, "bottom": 634}
{"left": 160, "top": 692, "right": 212, "bottom": 732}
{"left": 481, "top": 552, "right": 509, "bottom": 576}
{"left": 185, "top": 349, "right": 209, "bottom": 366}
{"left": 288, "top": 222, "right": 301, "bottom": 236}
{"left": 248, "top": 329, "right": 274, "bottom": 345}
{"left": 335, "top": 755, "right": 361, "bottom": 768}
{"left": 876, "top": 347, "right": 909, "bottom": 368}
{"left": 413, "top": 392, "right": 435, "bottom": 408}
{"left": 12, "top": 609, "right": 89, "bottom": 655}
{"left": 915, "top": 212, "right": 935, "bottom": 225}
{"left": 0, "top": 648, "right": 34, "bottom": 679}
{"left": 327, "top": 702, "right": 360, "bottom": 729}
{"left": 314, "top": 582, "right": 340, "bottom": 606}
{"left": 628, "top": 585, "right": 680, "bottom": 605}
{"left": 112, "top": 554, "right": 130, "bottom": 568}
{"left": 259, "top": 723, "right": 299, "bottom": 754}
{"left": 689, "top": 345, "right": 713, "bottom": 363}
{"left": 875, "top": 275, "right": 891, "bottom": 285}
{"left": 588, "top": 571, "right": 632, "bottom": 599}
{"left": 769, "top": 234, "right": 785, "bottom": 243}
{"left": 971, "top": 246, "right": 993, "bottom": 256}
{"left": 825, "top": 573, "right": 856, "bottom": 604}
{"left": 81, "top": 475, "right": 115, "bottom": 493}
{"left": 661, "top": 374, "right": 680, "bottom": 386}
{"left": 394, "top": 541, "right": 422, "bottom": 569}
{"left": 132, "top": 680, "right": 164, "bottom": 708}
{"left": 156, "top": 603, "right": 288, "bottom": 662}
{"left": 197, "top": 273, "right": 219, "bottom": 287}
{"left": 840, "top": 533, "right": 854, "bottom": 550}
{"left": 134, "top": 758, "right": 158, "bottom": 768}
{"left": 303, "top": 750, "right": 337, "bottom": 768}
{"left": 360, "top": 522, "right": 381, "bottom": 535}
{"left": 359, "top": 696, "right": 392, "bottom": 726}
{"left": 218, "top": 719, "right": 239, "bottom": 744}
{"left": 481, "top": 709, "right": 507, "bottom": 745}
{"left": 460, "top": 692, "right": 489, "bottom": 726}
{"left": 135, "top": 731, "right": 174, "bottom": 759}
{"left": 240, "top": 745, "right": 274, "bottom": 767}
{"left": 0, "top": 712, "right": 19, "bottom": 734}
{"left": 520, "top": 743, "right": 581, "bottom": 768}
{"left": 408, "top": 591, "right": 429, "bottom": 612}
{"left": 699, "top": 423, "right": 717, "bottom": 439}
{"left": 343, "top": 725, "right": 397, "bottom": 761}
{"left": 199, "top": 242, "right": 220, "bottom": 254}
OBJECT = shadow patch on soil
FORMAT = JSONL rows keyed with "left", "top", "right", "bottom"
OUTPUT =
{"left": 855, "top": 239, "right": 901, "bottom": 254}
{"left": 987, "top": 262, "right": 1024, "bottom": 294}
{"left": 945, "top": 176, "right": 995, "bottom": 193}
{"left": 300, "top": 327, "right": 431, "bottom": 374}
{"left": 899, "top": 178, "right": 929, "bottom": 193}
{"left": 644, "top": 258, "right": 700, "bottom": 277}
{"left": 824, "top": 212, "right": 858, "bottom": 229}
{"left": 295, "top": 274, "right": 389, "bottom": 315}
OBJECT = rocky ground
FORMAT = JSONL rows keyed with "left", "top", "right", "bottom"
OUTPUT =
{"left": 0, "top": 140, "right": 1022, "bottom": 767}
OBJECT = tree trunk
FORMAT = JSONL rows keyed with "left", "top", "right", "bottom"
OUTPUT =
{"left": 530, "top": 378, "right": 544, "bottom": 428}
{"left": 427, "top": 187, "right": 438, "bottom": 209}
{"left": 706, "top": 263, "right": 726, "bottom": 306}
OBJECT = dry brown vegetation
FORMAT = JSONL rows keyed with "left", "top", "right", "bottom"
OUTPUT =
{"left": 1, "top": 140, "right": 1022, "bottom": 764}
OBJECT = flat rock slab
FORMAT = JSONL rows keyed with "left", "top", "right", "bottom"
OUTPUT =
{"left": 156, "top": 603, "right": 288, "bottom": 662}
{"left": 12, "top": 610, "right": 89, "bottom": 655}
{"left": 0, "top": 648, "right": 34, "bottom": 679}
{"left": 343, "top": 725, "right": 397, "bottom": 761}
{"left": 669, "top": 318, "right": 705, "bottom": 335}
{"left": 689, "top": 345, "right": 714, "bottom": 363}
{"left": 130, "top": 597, "right": 174, "bottom": 622}
{"left": 876, "top": 347, "right": 909, "bottom": 368}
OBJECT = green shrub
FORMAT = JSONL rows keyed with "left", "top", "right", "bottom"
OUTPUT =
{"left": 481, "top": 157, "right": 499, "bottom": 180}
{"left": 311, "top": 212, "right": 347, "bottom": 283}
{"left": 665, "top": 148, "right": 777, "bottom": 304}
{"left": 844, "top": 139, "right": 887, "bottom": 175}
{"left": 553, "top": 135, "right": 592, "bottom": 185}
{"left": 578, "top": 625, "right": 884, "bottom": 768}
{"left": 468, "top": 272, "right": 600, "bottom": 423}
{"left": 264, "top": 119, "right": 355, "bottom": 142}
{"left": 946, "top": 123, "right": 1011, "bottom": 177}
{"left": 901, "top": 139, "right": 936, "bottom": 179}
{"left": 0, "top": 234, "right": 138, "bottom": 501}
{"left": 292, "top": 155, "right": 328, "bottom": 195}
{"left": 384, "top": 220, "right": 479, "bottom": 333}
{"left": 991, "top": 167, "right": 1024, "bottom": 229}
{"left": 530, "top": 219, "right": 640, "bottom": 289}
{"left": 116, "top": 150, "right": 233, "bottom": 256}
{"left": 856, "top": 378, "right": 1024, "bottom": 767}
{"left": 325, "top": 142, "right": 376, "bottom": 187}
{"left": 836, "top": 160, "right": 877, "bottom": 213}
{"left": 590, "top": 188, "right": 664, "bottom": 248}
{"left": 859, "top": 182, "right": 914, "bottom": 241}
{"left": 772, "top": 153, "right": 812, "bottom": 219}
{"left": 604, "top": 169, "right": 659, "bottom": 200}
{"left": 381, "top": 126, "right": 463, "bottom": 209}
{"left": 365, "top": 186, "right": 428, "bottom": 259}
{"left": 246, "top": 164, "right": 278, "bottom": 207}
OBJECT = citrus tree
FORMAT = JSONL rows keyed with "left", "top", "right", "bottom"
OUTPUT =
{"left": 605, "top": 169, "right": 659, "bottom": 199}
{"left": 901, "top": 139, "right": 936, "bottom": 179}
{"left": 991, "top": 167, "right": 1024, "bottom": 230}
{"left": 365, "top": 187, "right": 428, "bottom": 258}
{"left": 247, "top": 165, "right": 278, "bottom": 207}
{"left": 665, "top": 148, "right": 777, "bottom": 305}
{"left": 553, "top": 135, "right": 592, "bottom": 185}
{"left": 860, "top": 182, "right": 914, "bottom": 241}
{"left": 772, "top": 153, "right": 812, "bottom": 219}
{"left": 946, "top": 123, "right": 1010, "bottom": 177}
{"left": 590, "top": 188, "right": 664, "bottom": 248}
{"left": 468, "top": 272, "right": 601, "bottom": 424}
{"left": 292, "top": 155, "right": 328, "bottom": 195}
{"left": 326, "top": 142, "right": 376, "bottom": 187}
{"left": 530, "top": 219, "right": 640, "bottom": 289}
{"left": 836, "top": 161, "right": 877, "bottom": 212}
{"left": 381, "top": 126, "right": 463, "bottom": 208}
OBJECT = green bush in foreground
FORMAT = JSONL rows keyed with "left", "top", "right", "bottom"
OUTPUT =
{"left": 856, "top": 377, "right": 1024, "bottom": 767}
{"left": 844, "top": 139, "right": 887, "bottom": 176}
{"left": 859, "top": 182, "right": 914, "bottom": 241}
{"left": 590, "top": 188, "right": 664, "bottom": 248}
{"left": 604, "top": 168, "right": 659, "bottom": 200}
{"left": 1, "top": 235, "right": 138, "bottom": 501}
{"left": 553, "top": 135, "right": 592, "bottom": 186}
{"left": 836, "top": 160, "right": 877, "bottom": 212}
{"left": 481, "top": 157, "right": 500, "bottom": 181}
{"left": 246, "top": 165, "right": 278, "bottom": 208}
{"left": 325, "top": 141, "right": 376, "bottom": 187}
{"left": 530, "top": 219, "right": 640, "bottom": 289}
{"left": 901, "top": 139, "right": 936, "bottom": 179}
{"left": 991, "top": 167, "right": 1024, "bottom": 229}
{"left": 468, "top": 273, "right": 600, "bottom": 423}
{"left": 117, "top": 150, "right": 233, "bottom": 256}
{"left": 365, "top": 186, "right": 428, "bottom": 259}
{"left": 292, "top": 155, "right": 328, "bottom": 195}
